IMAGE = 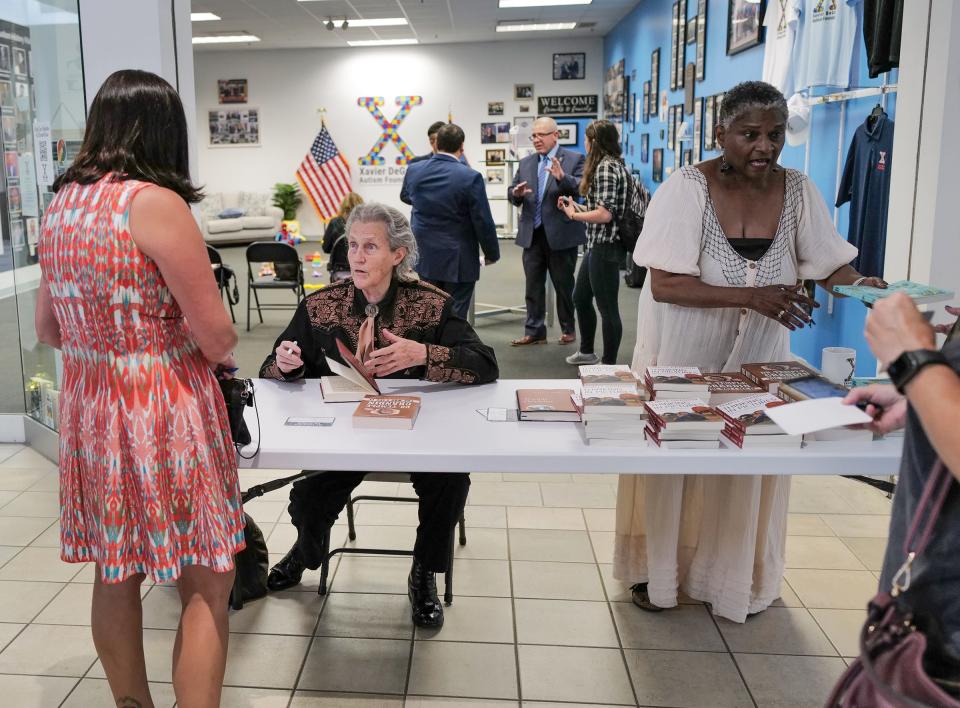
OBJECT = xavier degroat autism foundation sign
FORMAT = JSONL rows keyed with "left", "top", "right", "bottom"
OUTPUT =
{"left": 358, "top": 165, "right": 407, "bottom": 185}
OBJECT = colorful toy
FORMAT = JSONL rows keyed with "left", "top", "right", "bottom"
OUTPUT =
{"left": 258, "top": 262, "right": 275, "bottom": 278}
{"left": 274, "top": 222, "right": 303, "bottom": 246}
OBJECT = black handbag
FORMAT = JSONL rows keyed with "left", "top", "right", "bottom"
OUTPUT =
{"left": 218, "top": 377, "right": 259, "bottom": 459}
{"left": 229, "top": 512, "right": 269, "bottom": 610}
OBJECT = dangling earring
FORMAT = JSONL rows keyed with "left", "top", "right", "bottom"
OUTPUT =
{"left": 719, "top": 151, "right": 731, "bottom": 173}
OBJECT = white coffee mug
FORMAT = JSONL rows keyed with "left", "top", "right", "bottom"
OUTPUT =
{"left": 822, "top": 347, "right": 857, "bottom": 386}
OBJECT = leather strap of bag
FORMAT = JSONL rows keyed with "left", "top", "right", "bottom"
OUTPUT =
{"left": 236, "top": 383, "right": 261, "bottom": 461}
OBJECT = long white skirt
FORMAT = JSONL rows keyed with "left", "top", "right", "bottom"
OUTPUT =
{"left": 613, "top": 473, "right": 790, "bottom": 623}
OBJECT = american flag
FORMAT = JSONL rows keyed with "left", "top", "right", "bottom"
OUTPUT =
{"left": 296, "top": 125, "right": 352, "bottom": 221}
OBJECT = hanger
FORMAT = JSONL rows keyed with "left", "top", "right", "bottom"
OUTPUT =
{"left": 867, "top": 103, "right": 886, "bottom": 130}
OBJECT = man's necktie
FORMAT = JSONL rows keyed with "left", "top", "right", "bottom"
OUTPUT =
{"left": 535, "top": 155, "right": 550, "bottom": 229}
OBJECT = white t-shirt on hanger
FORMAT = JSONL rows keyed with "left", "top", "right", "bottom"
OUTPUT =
{"left": 762, "top": 0, "right": 798, "bottom": 97}
{"left": 791, "top": 0, "right": 862, "bottom": 92}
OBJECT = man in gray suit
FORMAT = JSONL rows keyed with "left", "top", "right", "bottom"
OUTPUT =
{"left": 508, "top": 117, "right": 586, "bottom": 346}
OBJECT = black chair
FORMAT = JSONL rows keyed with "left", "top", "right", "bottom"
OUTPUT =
{"left": 245, "top": 241, "right": 305, "bottom": 331}
{"left": 318, "top": 472, "right": 468, "bottom": 606}
{"left": 207, "top": 245, "right": 237, "bottom": 323}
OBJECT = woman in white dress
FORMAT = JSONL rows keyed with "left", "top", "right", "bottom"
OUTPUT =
{"left": 615, "top": 81, "right": 886, "bottom": 622}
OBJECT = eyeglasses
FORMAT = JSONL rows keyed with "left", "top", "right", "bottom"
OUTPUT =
{"left": 531, "top": 132, "right": 556, "bottom": 138}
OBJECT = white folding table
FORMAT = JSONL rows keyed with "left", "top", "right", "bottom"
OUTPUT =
{"left": 238, "top": 378, "right": 902, "bottom": 476}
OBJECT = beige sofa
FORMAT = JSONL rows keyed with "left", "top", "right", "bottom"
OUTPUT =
{"left": 199, "top": 192, "right": 283, "bottom": 245}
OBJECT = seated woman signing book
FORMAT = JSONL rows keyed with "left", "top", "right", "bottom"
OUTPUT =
{"left": 259, "top": 202, "right": 498, "bottom": 629}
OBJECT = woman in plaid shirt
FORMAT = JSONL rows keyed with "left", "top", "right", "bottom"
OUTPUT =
{"left": 558, "top": 119, "right": 631, "bottom": 365}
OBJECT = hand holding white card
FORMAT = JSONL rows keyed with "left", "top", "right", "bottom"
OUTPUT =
{"left": 764, "top": 397, "right": 872, "bottom": 436}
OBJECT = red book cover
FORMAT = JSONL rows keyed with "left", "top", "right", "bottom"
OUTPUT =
{"left": 352, "top": 395, "right": 421, "bottom": 430}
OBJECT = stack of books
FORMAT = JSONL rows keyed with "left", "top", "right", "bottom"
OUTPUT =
{"left": 643, "top": 366, "right": 709, "bottom": 400}
{"left": 716, "top": 393, "right": 802, "bottom": 449}
{"left": 741, "top": 361, "right": 817, "bottom": 394}
{"left": 643, "top": 399, "right": 725, "bottom": 449}
{"left": 578, "top": 365, "right": 648, "bottom": 447}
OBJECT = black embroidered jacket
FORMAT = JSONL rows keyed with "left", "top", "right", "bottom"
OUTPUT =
{"left": 259, "top": 278, "right": 499, "bottom": 385}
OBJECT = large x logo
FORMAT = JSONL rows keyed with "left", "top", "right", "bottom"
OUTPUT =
{"left": 357, "top": 96, "right": 423, "bottom": 166}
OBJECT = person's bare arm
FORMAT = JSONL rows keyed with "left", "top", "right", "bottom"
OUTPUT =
{"left": 558, "top": 196, "right": 611, "bottom": 225}
{"left": 34, "top": 276, "right": 61, "bottom": 348}
{"left": 648, "top": 269, "right": 817, "bottom": 331}
{"left": 129, "top": 187, "right": 237, "bottom": 364}
{"left": 817, "top": 264, "right": 886, "bottom": 294}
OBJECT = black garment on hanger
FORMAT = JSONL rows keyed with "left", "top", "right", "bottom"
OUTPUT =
{"left": 836, "top": 113, "right": 895, "bottom": 278}
{"left": 863, "top": 0, "right": 903, "bottom": 78}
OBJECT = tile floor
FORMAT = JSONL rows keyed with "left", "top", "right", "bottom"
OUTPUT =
{"left": 0, "top": 442, "right": 894, "bottom": 707}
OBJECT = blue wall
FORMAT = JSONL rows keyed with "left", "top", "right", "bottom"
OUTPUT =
{"left": 605, "top": 0, "right": 897, "bottom": 375}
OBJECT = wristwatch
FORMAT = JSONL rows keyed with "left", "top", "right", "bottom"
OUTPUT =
{"left": 887, "top": 349, "right": 949, "bottom": 394}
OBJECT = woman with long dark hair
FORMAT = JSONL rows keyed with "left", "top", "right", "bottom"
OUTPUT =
{"left": 34, "top": 69, "right": 242, "bottom": 708}
{"left": 323, "top": 191, "right": 364, "bottom": 282}
{"left": 558, "top": 119, "right": 632, "bottom": 365}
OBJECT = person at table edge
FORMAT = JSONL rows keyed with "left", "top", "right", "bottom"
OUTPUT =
{"left": 259, "top": 201, "right": 498, "bottom": 629}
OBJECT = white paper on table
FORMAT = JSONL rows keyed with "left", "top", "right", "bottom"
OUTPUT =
{"left": 764, "top": 397, "right": 872, "bottom": 436}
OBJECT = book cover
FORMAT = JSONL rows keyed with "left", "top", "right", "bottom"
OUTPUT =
{"left": 778, "top": 375, "right": 849, "bottom": 403}
{"left": 352, "top": 395, "right": 421, "bottom": 430}
{"left": 700, "top": 372, "right": 766, "bottom": 394}
{"left": 741, "top": 361, "right": 817, "bottom": 392}
{"left": 581, "top": 383, "right": 648, "bottom": 411}
{"left": 578, "top": 364, "right": 641, "bottom": 386}
{"left": 319, "top": 375, "right": 373, "bottom": 403}
{"left": 324, "top": 338, "right": 381, "bottom": 396}
{"left": 716, "top": 393, "right": 788, "bottom": 432}
{"left": 516, "top": 388, "right": 580, "bottom": 422}
{"left": 833, "top": 280, "right": 955, "bottom": 306}
{"left": 644, "top": 399, "right": 724, "bottom": 430}
{"left": 644, "top": 427, "right": 721, "bottom": 449}
{"left": 643, "top": 366, "right": 708, "bottom": 391}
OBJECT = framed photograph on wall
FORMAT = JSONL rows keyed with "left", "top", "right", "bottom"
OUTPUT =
{"left": 727, "top": 0, "right": 765, "bottom": 56}
{"left": 650, "top": 48, "right": 660, "bottom": 109}
{"left": 556, "top": 122, "right": 578, "bottom": 146}
{"left": 704, "top": 95, "right": 716, "bottom": 151}
{"left": 670, "top": 2, "right": 679, "bottom": 91}
{"left": 623, "top": 76, "right": 631, "bottom": 123}
{"left": 641, "top": 133, "right": 649, "bottom": 163}
{"left": 517, "top": 102, "right": 532, "bottom": 114}
{"left": 696, "top": 0, "right": 707, "bottom": 80}
{"left": 676, "top": 0, "right": 688, "bottom": 89}
{"left": 513, "top": 116, "right": 534, "bottom": 148}
{"left": 553, "top": 53, "right": 586, "bottom": 80}
{"left": 488, "top": 101, "right": 504, "bottom": 116}
{"left": 481, "top": 121, "right": 511, "bottom": 144}
{"left": 652, "top": 148, "right": 663, "bottom": 182}
{"left": 485, "top": 167, "right": 505, "bottom": 185}
{"left": 683, "top": 149, "right": 693, "bottom": 167}
{"left": 485, "top": 148, "right": 505, "bottom": 165}
{"left": 667, "top": 105, "right": 676, "bottom": 152}
{"left": 217, "top": 79, "right": 247, "bottom": 104}
{"left": 684, "top": 63, "right": 695, "bottom": 115}
{"left": 514, "top": 84, "right": 534, "bottom": 100}
{"left": 693, "top": 97, "right": 703, "bottom": 164}
{"left": 686, "top": 17, "right": 697, "bottom": 44}
{"left": 208, "top": 108, "right": 259, "bottom": 146}
{"left": 642, "top": 81, "right": 650, "bottom": 123}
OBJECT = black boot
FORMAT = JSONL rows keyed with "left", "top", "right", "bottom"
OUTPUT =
{"left": 267, "top": 543, "right": 305, "bottom": 591}
{"left": 408, "top": 558, "right": 444, "bottom": 628}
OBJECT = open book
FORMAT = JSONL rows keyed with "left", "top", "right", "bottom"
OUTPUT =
{"left": 321, "top": 339, "right": 381, "bottom": 402}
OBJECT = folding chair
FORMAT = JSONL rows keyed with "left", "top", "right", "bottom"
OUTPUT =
{"left": 318, "top": 472, "right": 468, "bottom": 606}
{"left": 207, "top": 245, "right": 237, "bottom": 323}
{"left": 245, "top": 241, "right": 305, "bottom": 331}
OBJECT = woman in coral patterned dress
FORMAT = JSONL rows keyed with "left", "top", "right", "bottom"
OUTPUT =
{"left": 35, "top": 70, "right": 243, "bottom": 708}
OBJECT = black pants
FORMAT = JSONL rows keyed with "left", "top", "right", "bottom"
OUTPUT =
{"left": 522, "top": 226, "right": 577, "bottom": 338}
{"left": 573, "top": 242, "right": 624, "bottom": 364}
{"left": 287, "top": 471, "right": 470, "bottom": 573}
{"left": 423, "top": 278, "right": 475, "bottom": 321}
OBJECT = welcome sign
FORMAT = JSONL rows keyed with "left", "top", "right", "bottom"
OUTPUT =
{"left": 537, "top": 95, "right": 599, "bottom": 117}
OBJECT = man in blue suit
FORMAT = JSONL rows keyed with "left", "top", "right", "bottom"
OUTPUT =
{"left": 508, "top": 117, "right": 585, "bottom": 346}
{"left": 401, "top": 123, "right": 499, "bottom": 319}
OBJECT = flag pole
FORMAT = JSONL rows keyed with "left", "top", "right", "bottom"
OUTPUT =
{"left": 317, "top": 107, "right": 327, "bottom": 127}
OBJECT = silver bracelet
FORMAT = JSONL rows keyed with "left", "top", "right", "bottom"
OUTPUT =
{"left": 851, "top": 276, "right": 868, "bottom": 287}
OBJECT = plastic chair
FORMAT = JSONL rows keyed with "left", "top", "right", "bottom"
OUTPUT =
{"left": 245, "top": 241, "right": 305, "bottom": 331}
{"left": 207, "top": 245, "right": 237, "bottom": 323}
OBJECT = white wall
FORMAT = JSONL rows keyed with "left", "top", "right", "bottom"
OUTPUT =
{"left": 193, "top": 38, "right": 604, "bottom": 236}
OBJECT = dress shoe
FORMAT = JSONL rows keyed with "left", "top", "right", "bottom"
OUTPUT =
{"left": 630, "top": 583, "right": 664, "bottom": 612}
{"left": 408, "top": 558, "right": 444, "bottom": 628}
{"left": 565, "top": 351, "right": 600, "bottom": 365}
{"left": 511, "top": 335, "right": 547, "bottom": 346}
{"left": 557, "top": 333, "right": 576, "bottom": 345}
{"left": 267, "top": 543, "right": 305, "bottom": 591}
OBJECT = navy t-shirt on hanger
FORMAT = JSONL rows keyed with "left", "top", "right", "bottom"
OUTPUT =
{"left": 836, "top": 113, "right": 894, "bottom": 278}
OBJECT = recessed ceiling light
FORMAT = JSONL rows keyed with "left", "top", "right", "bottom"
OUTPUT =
{"left": 190, "top": 12, "right": 221, "bottom": 22}
{"left": 192, "top": 34, "right": 261, "bottom": 44}
{"left": 499, "top": 0, "right": 591, "bottom": 7}
{"left": 345, "top": 18, "right": 409, "bottom": 27}
{"left": 496, "top": 22, "right": 578, "bottom": 32}
{"left": 347, "top": 39, "right": 419, "bottom": 47}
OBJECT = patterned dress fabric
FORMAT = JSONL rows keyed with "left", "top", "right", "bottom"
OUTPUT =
{"left": 39, "top": 175, "right": 244, "bottom": 584}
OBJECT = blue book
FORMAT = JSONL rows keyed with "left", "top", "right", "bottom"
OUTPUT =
{"left": 833, "top": 280, "right": 954, "bottom": 306}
